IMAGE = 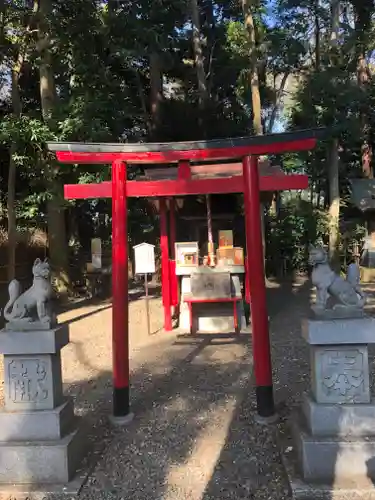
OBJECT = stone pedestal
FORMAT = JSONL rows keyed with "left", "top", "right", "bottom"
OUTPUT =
{"left": 0, "top": 325, "right": 83, "bottom": 485}
{"left": 283, "top": 316, "right": 375, "bottom": 497}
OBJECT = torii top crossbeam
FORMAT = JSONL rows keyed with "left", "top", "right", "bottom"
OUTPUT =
{"left": 48, "top": 128, "right": 325, "bottom": 199}
{"left": 49, "top": 127, "right": 323, "bottom": 163}
{"left": 47, "top": 127, "right": 325, "bottom": 423}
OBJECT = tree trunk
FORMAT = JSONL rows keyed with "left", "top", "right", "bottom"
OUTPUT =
{"left": 330, "top": 0, "right": 340, "bottom": 50}
{"left": 190, "top": 0, "right": 209, "bottom": 134}
{"left": 266, "top": 72, "right": 288, "bottom": 218}
{"left": 242, "top": 0, "right": 263, "bottom": 136}
{"left": 241, "top": 1, "right": 266, "bottom": 262}
{"left": 314, "top": 0, "right": 321, "bottom": 70}
{"left": 357, "top": 41, "right": 372, "bottom": 179}
{"left": 202, "top": 0, "right": 216, "bottom": 96}
{"left": 7, "top": 144, "right": 17, "bottom": 282}
{"left": 149, "top": 52, "right": 163, "bottom": 141}
{"left": 351, "top": 1, "right": 373, "bottom": 177}
{"left": 352, "top": 1, "right": 374, "bottom": 239}
{"left": 37, "top": 0, "right": 69, "bottom": 295}
{"left": 267, "top": 72, "right": 288, "bottom": 134}
{"left": 7, "top": 40, "right": 26, "bottom": 281}
{"left": 328, "top": 139, "right": 340, "bottom": 268}
{"left": 327, "top": 0, "right": 340, "bottom": 268}
{"left": 46, "top": 194, "right": 70, "bottom": 293}
{"left": 6, "top": 0, "right": 40, "bottom": 281}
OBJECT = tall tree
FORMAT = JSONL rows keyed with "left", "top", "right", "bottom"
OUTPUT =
{"left": 351, "top": 0, "right": 374, "bottom": 178}
{"left": 37, "top": 0, "right": 69, "bottom": 293}
{"left": 328, "top": 0, "right": 340, "bottom": 265}
{"left": 190, "top": 0, "right": 210, "bottom": 134}
{"left": 241, "top": 0, "right": 263, "bottom": 135}
{"left": 149, "top": 52, "right": 163, "bottom": 141}
{"left": 4, "top": 1, "right": 39, "bottom": 280}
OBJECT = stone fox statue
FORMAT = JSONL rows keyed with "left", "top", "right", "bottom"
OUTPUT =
{"left": 3, "top": 258, "right": 53, "bottom": 323}
{"left": 308, "top": 245, "right": 366, "bottom": 310}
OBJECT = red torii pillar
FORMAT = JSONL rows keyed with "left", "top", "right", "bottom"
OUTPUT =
{"left": 111, "top": 160, "right": 131, "bottom": 419}
{"left": 160, "top": 198, "right": 172, "bottom": 331}
{"left": 169, "top": 198, "right": 179, "bottom": 317}
{"left": 243, "top": 155, "right": 274, "bottom": 419}
{"left": 169, "top": 198, "right": 176, "bottom": 258}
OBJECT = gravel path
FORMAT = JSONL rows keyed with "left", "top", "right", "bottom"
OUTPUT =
{"left": 68, "top": 278, "right": 311, "bottom": 500}
{"left": 2, "top": 278, "right": 375, "bottom": 500}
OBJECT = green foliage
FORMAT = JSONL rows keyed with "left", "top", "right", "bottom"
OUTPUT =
{"left": 265, "top": 198, "right": 368, "bottom": 276}
{"left": 265, "top": 200, "right": 329, "bottom": 275}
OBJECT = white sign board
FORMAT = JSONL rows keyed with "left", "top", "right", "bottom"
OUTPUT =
{"left": 133, "top": 243, "right": 155, "bottom": 274}
{"left": 91, "top": 238, "right": 102, "bottom": 269}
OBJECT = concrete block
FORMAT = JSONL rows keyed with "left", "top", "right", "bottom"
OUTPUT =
{"left": 0, "top": 325, "right": 69, "bottom": 355}
{"left": 302, "top": 317, "right": 375, "bottom": 345}
{"left": 4, "top": 353, "right": 64, "bottom": 411}
{"left": 0, "top": 399, "right": 74, "bottom": 441}
{"left": 302, "top": 394, "right": 375, "bottom": 436}
{"left": 310, "top": 344, "right": 370, "bottom": 404}
{"left": 293, "top": 417, "right": 375, "bottom": 483}
{"left": 196, "top": 302, "right": 246, "bottom": 332}
{"left": 279, "top": 422, "right": 375, "bottom": 499}
{"left": 179, "top": 275, "right": 246, "bottom": 333}
{"left": 0, "top": 428, "right": 83, "bottom": 484}
{"left": 180, "top": 301, "right": 246, "bottom": 333}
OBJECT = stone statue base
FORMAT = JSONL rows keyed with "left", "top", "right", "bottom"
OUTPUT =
{"left": 0, "top": 325, "right": 84, "bottom": 485}
{"left": 281, "top": 316, "right": 375, "bottom": 498}
{"left": 310, "top": 304, "right": 365, "bottom": 320}
{"left": 5, "top": 319, "right": 57, "bottom": 331}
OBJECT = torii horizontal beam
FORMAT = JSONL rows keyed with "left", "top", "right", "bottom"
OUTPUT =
{"left": 64, "top": 174, "right": 308, "bottom": 199}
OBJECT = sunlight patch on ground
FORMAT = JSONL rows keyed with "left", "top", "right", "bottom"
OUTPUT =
{"left": 190, "top": 343, "right": 248, "bottom": 365}
{"left": 164, "top": 397, "right": 237, "bottom": 500}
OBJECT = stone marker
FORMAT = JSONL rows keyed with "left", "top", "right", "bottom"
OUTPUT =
{"left": 282, "top": 246, "right": 375, "bottom": 498}
{"left": 0, "top": 258, "right": 83, "bottom": 486}
{"left": 190, "top": 271, "right": 232, "bottom": 299}
{"left": 180, "top": 269, "right": 246, "bottom": 333}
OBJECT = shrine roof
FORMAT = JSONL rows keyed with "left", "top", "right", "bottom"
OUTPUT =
{"left": 47, "top": 127, "right": 326, "bottom": 164}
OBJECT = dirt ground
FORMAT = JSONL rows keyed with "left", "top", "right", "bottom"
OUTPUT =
{"left": 1, "top": 279, "right": 375, "bottom": 499}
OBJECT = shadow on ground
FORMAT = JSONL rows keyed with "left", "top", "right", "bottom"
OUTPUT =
{"left": 57, "top": 285, "right": 162, "bottom": 327}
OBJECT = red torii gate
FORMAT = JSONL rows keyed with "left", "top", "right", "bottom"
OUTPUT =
{"left": 48, "top": 128, "right": 324, "bottom": 423}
